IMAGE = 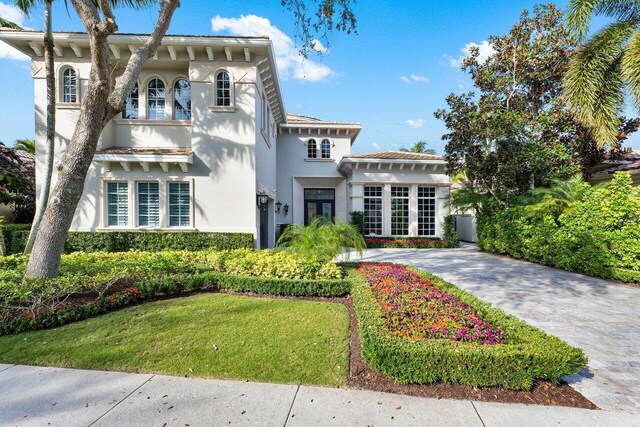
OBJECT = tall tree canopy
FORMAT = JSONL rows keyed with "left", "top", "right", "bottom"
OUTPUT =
{"left": 399, "top": 141, "right": 437, "bottom": 154}
{"left": 564, "top": 0, "right": 640, "bottom": 147}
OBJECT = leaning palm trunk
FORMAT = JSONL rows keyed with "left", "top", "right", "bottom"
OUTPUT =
{"left": 24, "top": 0, "right": 55, "bottom": 255}
{"left": 24, "top": 0, "right": 180, "bottom": 278}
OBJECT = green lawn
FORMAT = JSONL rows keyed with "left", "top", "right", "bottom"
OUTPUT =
{"left": 0, "top": 293, "right": 350, "bottom": 386}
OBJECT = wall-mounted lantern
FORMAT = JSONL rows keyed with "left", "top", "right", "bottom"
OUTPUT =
{"left": 275, "top": 201, "right": 282, "bottom": 214}
{"left": 256, "top": 191, "right": 269, "bottom": 212}
{"left": 283, "top": 204, "right": 289, "bottom": 216}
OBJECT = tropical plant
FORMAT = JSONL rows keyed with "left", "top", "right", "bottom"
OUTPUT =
{"left": 22, "top": 0, "right": 357, "bottom": 279}
{"left": 564, "top": 0, "right": 640, "bottom": 147}
{"left": 276, "top": 216, "right": 366, "bottom": 262}
{"left": 399, "top": 141, "right": 437, "bottom": 154}
{"left": 349, "top": 211, "right": 365, "bottom": 235}
{"left": 13, "top": 139, "right": 35, "bottom": 155}
{"left": 0, "top": 16, "right": 21, "bottom": 29}
{"left": 525, "top": 174, "right": 592, "bottom": 217}
{"left": 0, "top": 142, "right": 35, "bottom": 224}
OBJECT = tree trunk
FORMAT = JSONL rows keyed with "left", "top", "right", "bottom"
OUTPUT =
{"left": 24, "top": 0, "right": 55, "bottom": 255}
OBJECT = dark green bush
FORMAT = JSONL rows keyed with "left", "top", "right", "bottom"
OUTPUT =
{"left": 478, "top": 172, "right": 640, "bottom": 283}
{"left": 444, "top": 215, "right": 460, "bottom": 246}
{"left": 212, "top": 272, "right": 350, "bottom": 297}
{"left": 349, "top": 211, "right": 366, "bottom": 235}
{"left": 64, "top": 231, "right": 254, "bottom": 253}
{"left": 349, "top": 266, "right": 587, "bottom": 390}
{"left": 0, "top": 224, "right": 30, "bottom": 255}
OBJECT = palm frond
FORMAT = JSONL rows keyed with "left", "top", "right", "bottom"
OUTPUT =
{"left": 566, "top": 0, "right": 640, "bottom": 40}
{"left": 622, "top": 29, "right": 640, "bottom": 110}
{"left": 0, "top": 17, "right": 22, "bottom": 29}
{"left": 565, "top": 19, "right": 636, "bottom": 146}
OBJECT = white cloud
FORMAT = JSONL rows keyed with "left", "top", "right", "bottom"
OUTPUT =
{"left": 401, "top": 74, "right": 430, "bottom": 84}
{"left": 405, "top": 119, "right": 425, "bottom": 129}
{"left": 371, "top": 142, "right": 381, "bottom": 150}
{"left": 447, "top": 40, "right": 495, "bottom": 68}
{"left": 211, "top": 14, "right": 333, "bottom": 82}
{"left": 0, "top": 2, "right": 29, "bottom": 60}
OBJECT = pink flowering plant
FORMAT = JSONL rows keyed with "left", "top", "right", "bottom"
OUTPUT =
{"left": 357, "top": 263, "right": 505, "bottom": 345}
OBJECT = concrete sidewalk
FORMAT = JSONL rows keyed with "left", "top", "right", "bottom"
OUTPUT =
{"left": 1, "top": 365, "right": 638, "bottom": 427}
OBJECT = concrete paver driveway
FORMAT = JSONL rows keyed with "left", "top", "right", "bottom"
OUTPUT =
{"left": 349, "top": 244, "right": 640, "bottom": 413}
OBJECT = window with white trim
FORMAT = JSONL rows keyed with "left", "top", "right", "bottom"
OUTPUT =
{"left": 137, "top": 182, "right": 160, "bottom": 227}
{"left": 216, "top": 71, "right": 231, "bottom": 106}
{"left": 147, "top": 78, "right": 166, "bottom": 120}
{"left": 418, "top": 187, "right": 436, "bottom": 236}
{"left": 168, "top": 182, "right": 191, "bottom": 227}
{"left": 62, "top": 67, "right": 77, "bottom": 103}
{"left": 106, "top": 182, "right": 128, "bottom": 227}
{"left": 391, "top": 186, "right": 409, "bottom": 236}
{"left": 307, "top": 139, "right": 317, "bottom": 158}
{"left": 321, "top": 139, "right": 331, "bottom": 159}
{"left": 364, "top": 186, "right": 382, "bottom": 235}
{"left": 122, "top": 83, "right": 139, "bottom": 119}
{"left": 173, "top": 79, "right": 191, "bottom": 120}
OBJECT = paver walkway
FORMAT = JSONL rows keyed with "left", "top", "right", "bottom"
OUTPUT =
{"left": 0, "top": 364, "right": 638, "bottom": 426}
{"left": 348, "top": 244, "right": 640, "bottom": 413}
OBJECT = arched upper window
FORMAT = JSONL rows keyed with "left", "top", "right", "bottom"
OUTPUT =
{"left": 321, "top": 139, "right": 331, "bottom": 159}
{"left": 307, "top": 139, "right": 317, "bottom": 159}
{"left": 147, "top": 78, "right": 166, "bottom": 120}
{"left": 173, "top": 79, "right": 191, "bottom": 120}
{"left": 215, "top": 71, "right": 230, "bottom": 106}
{"left": 62, "top": 67, "right": 77, "bottom": 103}
{"left": 122, "top": 83, "right": 139, "bottom": 119}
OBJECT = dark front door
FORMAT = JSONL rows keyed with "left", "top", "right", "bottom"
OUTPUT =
{"left": 259, "top": 207, "right": 269, "bottom": 248}
{"left": 304, "top": 189, "right": 335, "bottom": 225}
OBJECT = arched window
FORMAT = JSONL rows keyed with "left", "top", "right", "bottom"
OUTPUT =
{"left": 122, "top": 83, "right": 139, "bottom": 119}
{"left": 307, "top": 139, "right": 317, "bottom": 159}
{"left": 215, "top": 71, "right": 230, "bottom": 106}
{"left": 62, "top": 67, "right": 77, "bottom": 103}
{"left": 147, "top": 78, "right": 166, "bottom": 120}
{"left": 173, "top": 79, "right": 191, "bottom": 120}
{"left": 321, "top": 139, "right": 331, "bottom": 159}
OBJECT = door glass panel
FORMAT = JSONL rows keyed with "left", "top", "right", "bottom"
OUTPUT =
{"left": 322, "top": 202, "right": 332, "bottom": 221}
{"left": 304, "top": 189, "right": 335, "bottom": 200}
{"left": 307, "top": 202, "right": 317, "bottom": 224}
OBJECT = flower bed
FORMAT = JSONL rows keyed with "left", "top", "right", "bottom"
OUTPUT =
{"left": 364, "top": 237, "right": 457, "bottom": 249}
{"left": 350, "top": 262, "right": 587, "bottom": 390}
{"left": 357, "top": 263, "right": 504, "bottom": 345}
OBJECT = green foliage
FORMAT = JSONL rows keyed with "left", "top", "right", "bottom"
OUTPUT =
{"left": 443, "top": 215, "right": 460, "bottom": 245}
{"left": 349, "top": 266, "right": 587, "bottom": 390}
{"left": 13, "top": 139, "right": 35, "bottom": 155}
{"left": 0, "top": 224, "right": 30, "bottom": 255}
{"left": 478, "top": 172, "right": 640, "bottom": 282}
{"left": 399, "top": 141, "right": 437, "bottom": 154}
{"left": 0, "top": 143, "right": 35, "bottom": 223}
{"left": 564, "top": 0, "right": 640, "bottom": 146}
{"left": 210, "top": 272, "right": 350, "bottom": 297}
{"left": 349, "top": 211, "right": 366, "bottom": 235}
{"left": 202, "top": 248, "right": 343, "bottom": 280}
{"left": 64, "top": 231, "right": 254, "bottom": 253}
{"left": 277, "top": 216, "right": 366, "bottom": 261}
{"left": 364, "top": 237, "right": 457, "bottom": 249}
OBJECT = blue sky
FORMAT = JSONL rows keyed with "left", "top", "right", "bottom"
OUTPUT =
{"left": 1, "top": 0, "right": 639, "bottom": 154}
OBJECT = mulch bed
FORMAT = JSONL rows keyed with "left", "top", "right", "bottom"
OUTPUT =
{"left": 342, "top": 296, "right": 598, "bottom": 410}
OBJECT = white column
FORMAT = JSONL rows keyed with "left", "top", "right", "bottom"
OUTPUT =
{"left": 383, "top": 184, "right": 391, "bottom": 236}
{"left": 409, "top": 184, "right": 418, "bottom": 237}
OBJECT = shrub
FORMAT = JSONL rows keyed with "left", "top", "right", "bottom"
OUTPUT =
{"left": 444, "top": 215, "right": 460, "bottom": 246}
{"left": 478, "top": 172, "right": 640, "bottom": 282}
{"left": 0, "top": 223, "right": 30, "bottom": 255}
{"left": 364, "top": 237, "right": 457, "bottom": 249}
{"left": 211, "top": 272, "right": 350, "bottom": 297}
{"left": 277, "top": 217, "right": 366, "bottom": 262}
{"left": 350, "top": 264, "right": 587, "bottom": 390}
{"left": 349, "top": 211, "right": 366, "bottom": 235}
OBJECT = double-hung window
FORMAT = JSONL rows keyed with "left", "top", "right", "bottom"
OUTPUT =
{"left": 62, "top": 67, "right": 77, "bottom": 103}
{"left": 168, "top": 182, "right": 191, "bottom": 227}
{"left": 418, "top": 187, "right": 436, "bottom": 236}
{"left": 364, "top": 186, "right": 382, "bottom": 235}
{"left": 307, "top": 139, "right": 317, "bottom": 158}
{"left": 137, "top": 182, "right": 160, "bottom": 227}
{"left": 391, "top": 186, "right": 410, "bottom": 236}
{"left": 122, "top": 83, "right": 139, "bottom": 119}
{"left": 106, "top": 182, "right": 128, "bottom": 226}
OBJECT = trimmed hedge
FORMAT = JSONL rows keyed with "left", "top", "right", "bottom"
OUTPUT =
{"left": 212, "top": 272, "right": 350, "bottom": 297}
{"left": 349, "top": 265, "right": 587, "bottom": 390}
{"left": 364, "top": 237, "right": 457, "bottom": 249}
{"left": 0, "top": 228, "right": 254, "bottom": 255}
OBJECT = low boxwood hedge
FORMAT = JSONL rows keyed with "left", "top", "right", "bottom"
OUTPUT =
{"left": 349, "top": 265, "right": 587, "bottom": 390}
{"left": 0, "top": 224, "right": 30, "bottom": 256}
{"left": 211, "top": 272, "right": 350, "bottom": 297}
{"left": 364, "top": 237, "right": 458, "bottom": 249}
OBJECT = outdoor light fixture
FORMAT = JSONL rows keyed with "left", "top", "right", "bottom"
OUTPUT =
{"left": 256, "top": 191, "right": 269, "bottom": 212}
{"left": 275, "top": 201, "right": 282, "bottom": 214}
{"left": 283, "top": 204, "right": 289, "bottom": 216}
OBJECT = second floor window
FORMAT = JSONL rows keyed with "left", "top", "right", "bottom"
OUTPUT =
{"left": 147, "top": 78, "right": 166, "bottom": 120}
{"left": 321, "top": 139, "right": 331, "bottom": 159}
{"left": 173, "top": 79, "right": 191, "bottom": 120}
{"left": 216, "top": 71, "right": 230, "bottom": 106}
{"left": 122, "top": 83, "right": 139, "bottom": 119}
{"left": 62, "top": 67, "right": 77, "bottom": 103}
{"left": 307, "top": 139, "right": 317, "bottom": 158}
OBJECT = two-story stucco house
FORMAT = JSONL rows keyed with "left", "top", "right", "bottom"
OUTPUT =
{"left": 0, "top": 30, "right": 451, "bottom": 248}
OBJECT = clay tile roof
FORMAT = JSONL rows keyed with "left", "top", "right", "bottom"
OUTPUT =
{"left": 344, "top": 151, "right": 444, "bottom": 161}
{"left": 95, "top": 148, "right": 192, "bottom": 156}
{"left": 285, "top": 113, "right": 361, "bottom": 126}
{"left": 602, "top": 150, "right": 640, "bottom": 174}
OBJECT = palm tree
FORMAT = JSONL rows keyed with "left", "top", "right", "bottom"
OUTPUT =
{"left": 564, "top": 0, "right": 640, "bottom": 147}
{"left": 525, "top": 175, "right": 591, "bottom": 217}
{"left": 14, "top": 139, "right": 35, "bottom": 155}
{"left": 0, "top": 17, "right": 21, "bottom": 28}
{"left": 399, "top": 141, "right": 437, "bottom": 154}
